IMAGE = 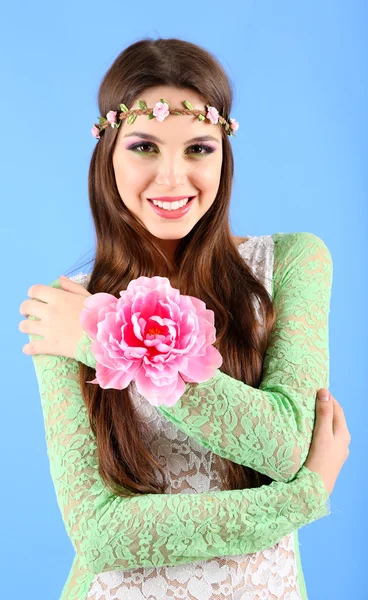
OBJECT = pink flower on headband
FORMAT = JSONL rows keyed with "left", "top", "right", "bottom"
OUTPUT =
{"left": 206, "top": 106, "right": 219, "bottom": 125}
{"left": 106, "top": 110, "right": 118, "bottom": 128}
{"left": 91, "top": 125, "right": 100, "bottom": 139}
{"left": 153, "top": 101, "right": 170, "bottom": 122}
{"left": 230, "top": 118, "right": 239, "bottom": 133}
{"left": 80, "top": 276, "right": 223, "bottom": 407}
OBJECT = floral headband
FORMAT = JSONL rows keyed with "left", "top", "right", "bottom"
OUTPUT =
{"left": 91, "top": 98, "right": 239, "bottom": 139}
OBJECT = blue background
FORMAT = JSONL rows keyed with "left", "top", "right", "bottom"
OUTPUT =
{"left": 3, "top": 1, "right": 366, "bottom": 598}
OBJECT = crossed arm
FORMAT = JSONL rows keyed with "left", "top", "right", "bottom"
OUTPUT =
{"left": 27, "top": 231, "right": 332, "bottom": 573}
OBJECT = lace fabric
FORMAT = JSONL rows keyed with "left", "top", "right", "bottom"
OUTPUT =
{"left": 76, "top": 231, "right": 333, "bottom": 483}
{"left": 28, "top": 232, "right": 332, "bottom": 600}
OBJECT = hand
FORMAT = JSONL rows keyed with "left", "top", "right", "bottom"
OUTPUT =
{"left": 19, "top": 276, "right": 92, "bottom": 360}
{"left": 305, "top": 389, "right": 351, "bottom": 496}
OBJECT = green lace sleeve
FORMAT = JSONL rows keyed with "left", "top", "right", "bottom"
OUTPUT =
{"left": 27, "top": 255, "right": 331, "bottom": 576}
{"left": 74, "top": 232, "right": 333, "bottom": 483}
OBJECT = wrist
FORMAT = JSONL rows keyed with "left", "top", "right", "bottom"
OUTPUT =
{"left": 75, "top": 329, "right": 97, "bottom": 369}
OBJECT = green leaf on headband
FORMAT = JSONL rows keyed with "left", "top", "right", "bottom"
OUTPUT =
{"left": 173, "top": 111, "right": 182, "bottom": 115}
{"left": 127, "top": 114, "right": 137, "bottom": 124}
{"left": 137, "top": 100, "right": 147, "bottom": 110}
{"left": 148, "top": 112, "right": 155, "bottom": 120}
{"left": 160, "top": 98, "right": 170, "bottom": 107}
{"left": 120, "top": 104, "right": 129, "bottom": 112}
{"left": 183, "top": 100, "right": 194, "bottom": 110}
{"left": 99, "top": 117, "right": 107, "bottom": 125}
{"left": 198, "top": 114, "right": 205, "bottom": 121}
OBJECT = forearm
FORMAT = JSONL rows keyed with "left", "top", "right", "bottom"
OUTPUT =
{"left": 74, "top": 233, "right": 333, "bottom": 483}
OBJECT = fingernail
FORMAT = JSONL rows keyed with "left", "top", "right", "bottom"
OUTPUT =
{"left": 319, "top": 390, "right": 329, "bottom": 401}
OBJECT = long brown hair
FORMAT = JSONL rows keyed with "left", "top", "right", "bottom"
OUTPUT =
{"left": 67, "top": 37, "right": 277, "bottom": 497}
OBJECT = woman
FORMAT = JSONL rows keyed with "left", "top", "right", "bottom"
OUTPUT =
{"left": 20, "top": 37, "right": 350, "bottom": 600}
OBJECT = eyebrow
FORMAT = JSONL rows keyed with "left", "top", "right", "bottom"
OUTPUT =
{"left": 122, "top": 131, "right": 221, "bottom": 144}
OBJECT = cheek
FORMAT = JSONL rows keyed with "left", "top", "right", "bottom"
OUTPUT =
{"left": 199, "top": 167, "right": 221, "bottom": 191}
{"left": 120, "top": 162, "right": 139, "bottom": 183}
{"left": 115, "top": 161, "right": 149, "bottom": 194}
{"left": 195, "top": 155, "right": 222, "bottom": 181}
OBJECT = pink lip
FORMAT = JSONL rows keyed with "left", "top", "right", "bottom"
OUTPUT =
{"left": 147, "top": 196, "right": 195, "bottom": 219}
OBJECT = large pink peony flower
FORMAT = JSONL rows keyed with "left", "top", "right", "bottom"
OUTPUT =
{"left": 80, "top": 276, "right": 223, "bottom": 407}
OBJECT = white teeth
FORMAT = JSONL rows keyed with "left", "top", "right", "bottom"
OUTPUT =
{"left": 152, "top": 198, "right": 190, "bottom": 210}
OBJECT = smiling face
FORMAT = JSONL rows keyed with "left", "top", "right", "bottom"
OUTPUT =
{"left": 112, "top": 85, "right": 223, "bottom": 265}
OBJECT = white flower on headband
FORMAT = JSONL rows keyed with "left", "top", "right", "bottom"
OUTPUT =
{"left": 91, "top": 125, "right": 100, "bottom": 139}
{"left": 153, "top": 101, "right": 170, "bottom": 122}
{"left": 230, "top": 118, "right": 239, "bottom": 132}
{"left": 206, "top": 106, "right": 219, "bottom": 125}
{"left": 106, "top": 110, "right": 118, "bottom": 127}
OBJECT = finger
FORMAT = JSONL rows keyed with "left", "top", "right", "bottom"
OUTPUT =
{"left": 22, "top": 337, "right": 44, "bottom": 355}
{"left": 332, "top": 397, "right": 349, "bottom": 438}
{"left": 27, "top": 283, "right": 55, "bottom": 301}
{"left": 22, "top": 342, "right": 51, "bottom": 356}
{"left": 22, "top": 339, "right": 65, "bottom": 357}
{"left": 19, "top": 318, "right": 43, "bottom": 336}
{"left": 59, "top": 276, "right": 91, "bottom": 296}
{"left": 20, "top": 298, "right": 47, "bottom": 318}
{"left": 318, "top": 388, "right": 330, "bottom": 401}
{"left": 27, "top": 281, "right": 89, "bottom": 305}
{"left": 314, "top": 389, "right": 334, "bottom": 437}
{"left": 23, "top": 342, "right": 37, "bottom": 355}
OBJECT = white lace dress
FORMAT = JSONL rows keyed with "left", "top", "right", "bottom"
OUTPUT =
{"left": 84, "top": 235, "right": 309, "bottom": 600}
{"left": 28, "top": 233, "right": 332, "bottom": 600}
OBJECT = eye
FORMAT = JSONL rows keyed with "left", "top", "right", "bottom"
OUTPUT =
{"left": 130, "top": 142, "right": 156, "bottom": 154}
{"left": 128, "top": 142, "right": 215, "bottom": 156}
{"left": 186, "top": 144, "right": 215, "bottom": 155}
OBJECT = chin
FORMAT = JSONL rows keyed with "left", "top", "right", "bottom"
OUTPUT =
{"left": 149, "top": 227, "right": 193, "bottom": 240}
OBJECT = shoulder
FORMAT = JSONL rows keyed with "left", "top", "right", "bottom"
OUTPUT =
{"left": 271, "top": 232, "right": 333, "bottom": 292}
{"left": 271, "top": 231, "right": 332, "bottom": 261}
{"left": 232, "top": 235, "right": 251, "bottom": 245}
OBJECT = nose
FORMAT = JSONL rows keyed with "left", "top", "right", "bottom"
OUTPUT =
{"left": 154, "top": 153, "right": 188, "bottom": 188}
